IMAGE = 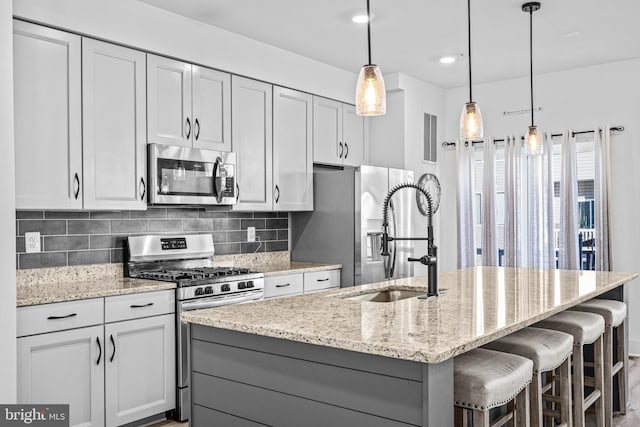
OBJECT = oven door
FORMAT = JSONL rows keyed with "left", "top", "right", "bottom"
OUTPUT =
{"left": 176, "top": 289, "right": 263, "bottom": 421}
{"left": 148, "top": 143, "right": 237, "bottom": 205}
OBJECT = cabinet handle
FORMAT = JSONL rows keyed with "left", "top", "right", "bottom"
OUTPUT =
{"left": 139, "top": 177, "right": 146, "bottom": 200}
{"left": 344, "top": 142, "right": 349, "bottom": 159}
{"left": 194, "top": 118, "right": 200, "bottom": 140}
{"left": 338, "top": 142, "right": 344, "bottom": 158}
{"left": 130, "top": 302, "right": 154, "bottom": 308}
{"left": 316, "top": 278, "right": 330, "bottom": 282}
{"left": 110, "top": 334, "right": 116, "bottom": 362}
{"left": 73, "top": 173, "right": 80, "bottom": 200}
{"left": 185, "top": 117, "right": 191, "bottom": 139}
{"left": 47, "top": 313, "right": 77, "bottom": 320}
{"left": 276, "top": 283, "right": 290, "bottom": 288}
{"left": 236, "top": 183, "right": 240, "bottom": 202}
{"left": 275, "top": 185, "right": 280, "bottom": 203}
{"left": 96, "top": 337, "right": 102, "bottom": 365}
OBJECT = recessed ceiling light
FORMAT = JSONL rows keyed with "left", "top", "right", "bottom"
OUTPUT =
{"left": 352, "top": 14, "right": 374, "bottom": 23}
{"left": 561, "top": 31, "right": 580, "bottom": 38}
{"left": 439, "top": 56, "right": 457, "bottom": 64}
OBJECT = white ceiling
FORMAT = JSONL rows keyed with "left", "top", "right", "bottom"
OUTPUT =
{"left": 138, "top": 0, "right": 640, "bottom": 89}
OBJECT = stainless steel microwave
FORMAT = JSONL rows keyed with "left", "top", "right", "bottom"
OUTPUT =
{"left": 148, "top": 144, "right": 237, "bottom": 205}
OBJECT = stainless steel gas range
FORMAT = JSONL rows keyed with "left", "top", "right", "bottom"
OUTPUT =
{"left": 125, "top": 234, "right": 265, "bottom": 422}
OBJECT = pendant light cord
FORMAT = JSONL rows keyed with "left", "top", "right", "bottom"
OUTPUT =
{"left": 366, "top": 0, "right": 372, "bottom": 65}
{"left": 529, "top": 9, "right": 534, "bottom": 127}
{"left": 467, "top": 0, "right": 473, "bottom": 102}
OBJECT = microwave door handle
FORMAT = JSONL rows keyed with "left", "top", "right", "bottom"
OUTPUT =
{"left": 213, "top": 157, "right": 223, "bottom": 203}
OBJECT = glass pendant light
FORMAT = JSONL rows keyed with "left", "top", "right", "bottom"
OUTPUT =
{"left": 459, "top": 0, "right": 483, "bottom": 141}
{"left": 523, "top": 2, "right": 541, "bottom": 154}
{"left": 355, "top": 0, "right": 386, "bottom": 116}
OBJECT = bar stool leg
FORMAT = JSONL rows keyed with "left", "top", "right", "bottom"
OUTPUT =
{"left": 594, "top": 336, "right": 605, "bottom": 427}
{"left": 603, "top": 326, "right": 613, "bottom": 427}
{"left": 515, "top": 385, "right": 530, "bottom": 427}
{"left": 472, "top": 409, "right": 490, "bottom": 426}
{"left": 558, "top": 356, "right": 573, "bottom": 426}
{"left": 530, "top": 373, "right": 542, "bottom": 427}
{"left": 617, "top": 320, "right": 627, "bottom": 415}
{"left": 573, "top": 345, "right": 586, "bottom": 427}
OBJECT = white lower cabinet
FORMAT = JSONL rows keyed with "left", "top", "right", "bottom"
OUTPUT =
{"left": 264, "top": 269, "right": 342, "bottom": 299}
{"left": 18, "top": 325, "right": 105, "bottom": 427}
{"left": 17, "top": 291, "right": 175, "bottom": 427}
{"left": 105, "top": 314, "right": 175, "bottom": 427}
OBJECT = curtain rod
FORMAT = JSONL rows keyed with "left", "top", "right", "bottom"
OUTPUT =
{"left": 441, "top": 125, "right": 624, "bottom": 148}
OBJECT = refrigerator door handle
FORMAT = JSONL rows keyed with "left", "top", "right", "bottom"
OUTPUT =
{"left": 389, "top": 198, "right": 398, "bottom": 278}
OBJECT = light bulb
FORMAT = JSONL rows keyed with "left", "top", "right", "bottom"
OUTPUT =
{"left": 356, "top": 65, "right": 386, "bottom": 116}
{"left": 459, "top": 102, "right": 483, "bottom": 140}
{"left": 527, "top": 125, "right": 541, "bottom": 155}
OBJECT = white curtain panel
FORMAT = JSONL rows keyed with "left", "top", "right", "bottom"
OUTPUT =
{"left": 456, "top": 140, "right": 476, "bottom": 268}
{"left": 481, "top": 138, "right": 498, "bottom": 266}
{"left": 559, "top": 130, "right": 580, "bottom": 270}
{"left": 528, "top": 132, "right": 556, "bottom": 268}
{"left": 594, "top": 125, "right": 613, "bottom": 271}
{"left": 503, "top": 135, "right": 522, "bottom": 267}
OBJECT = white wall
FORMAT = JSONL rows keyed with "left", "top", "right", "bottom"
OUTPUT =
{"left": 0, "top": 0, "right": 17, "bottom": 403}
{"left": 441, "top": 59, "right": 640, "bottom": 351}
{"left": 14, "top": 0, "right": 357, "bottom": 103}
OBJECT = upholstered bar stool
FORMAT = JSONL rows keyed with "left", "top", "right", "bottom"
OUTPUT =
{"left": 454, "top": 348, "right": 533, "bottom": 427}
{"left": 483, "top": 327, "right": 574, "bottom": 427}
{"left": 535, "top": 311, "right": 606, "bottom": 427}
{"left": 570, "top": 299, "right": 628, "bottom": 427}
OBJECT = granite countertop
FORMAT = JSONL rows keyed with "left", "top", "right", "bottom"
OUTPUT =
{"left": 255, "top": 261, "right": 342, "bottom": 277}
{"left": 17, "top": 276, "right": 176, "bottom": 307}
{"left": 182, "top": 267, "right": 638, "bottom": 364}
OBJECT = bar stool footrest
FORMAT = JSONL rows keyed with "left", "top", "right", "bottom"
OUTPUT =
{"left": 583, "top": 389, "right": 602, "bottom": 410}
{"left": 612, "top": 361, "right": 624, "bottom": 375}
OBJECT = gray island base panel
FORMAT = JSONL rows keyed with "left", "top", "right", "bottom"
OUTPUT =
{"left": 190, "top": 325, "right": 453, "bottom": 427}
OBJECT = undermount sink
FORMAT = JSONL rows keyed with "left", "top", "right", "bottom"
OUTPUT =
{"left": 341, "top": 289, "right": 425, "bottom": 303}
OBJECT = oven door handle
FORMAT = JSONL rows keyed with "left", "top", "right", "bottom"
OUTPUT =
{"left": 180, "top": 291, "right": 263, "bottom": 311}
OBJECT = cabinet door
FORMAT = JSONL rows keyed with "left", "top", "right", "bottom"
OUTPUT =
{"left": 17, "top": 325, "right": 104, "bottom": 427}
{"left": 82, "top": 39, "right": 147, "bottom": 210}
{"left": 192, "top": 66, "right": 231, "bottom": 151}
{"left": 105, "top": 314, "right": 175, "bottom": 427}
{"left": 232, "top": 76, "right": 273, "bottom": 211}
{"left": 313, "top": 96, "right": 343, "bottom": 166}
{"left": 13, "top": 20, "right": 83, "bottom": 209}
{"left": 342, "top": 104, "right": 365, "bottom": 167}
{"left": 273, "top": 87, "right": 313, "bottom": 211}
{"left": 147, "top": 54, "right": 192, "bottom": 147}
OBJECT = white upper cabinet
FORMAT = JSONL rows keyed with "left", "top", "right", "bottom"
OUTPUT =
{"left": 313, "top": 97, "right": 342, "bottom": 165}
{"left": 13, "top": 20, "right": 83, "bottom": 210}
{"left": 231, "top": 76, "right": 273, "bottom": 211}
{"left": 273, "top": 87, "right": 313, "bottom": 211}
{"left": 147, "top": 54, "right": 231, "bottom": 151}
{"left": 192, "top": 66, "right": 231, "bottom": 151}
{"left": 313, "top": 96, "right": 364, "bottom": 167}
{"left": 342, "top": 104, "right": 365, "bottom": 167}
{"left": 82, "top": 39, "right": 147, "bottom": 210}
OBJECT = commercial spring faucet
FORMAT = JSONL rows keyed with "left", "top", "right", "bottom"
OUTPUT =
{"left": 381, "top": 182, "right": 439, "bottom": 298}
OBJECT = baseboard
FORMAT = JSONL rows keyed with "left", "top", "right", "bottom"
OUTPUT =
{"left": 628, "top": 338, "right": 640, "bottom": 356}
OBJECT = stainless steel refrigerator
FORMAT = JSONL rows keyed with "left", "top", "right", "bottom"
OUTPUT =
{"left": 291, "top": 164, "right": 415, "bottom": 287}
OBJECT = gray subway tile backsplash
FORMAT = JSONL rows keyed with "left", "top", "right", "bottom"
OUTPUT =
{"left": 16, "top": 207, "right": 288, "bottom": 269}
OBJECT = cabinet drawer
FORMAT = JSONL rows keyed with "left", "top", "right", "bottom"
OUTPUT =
{"left": 105, "top": 290, "right": 175, "bottom": 323}
{"left": 304, "top": 269, "right": 341, "bottom": 294}
{"left": 17, "top": 298, "right": 104, "bottom": 337}
{"left": 264, "top": 274, "right": 304, "bottom": 299}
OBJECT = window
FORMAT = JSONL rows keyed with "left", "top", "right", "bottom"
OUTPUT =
{"left": 423, "top": 113, "right": 437, "bottom": 163}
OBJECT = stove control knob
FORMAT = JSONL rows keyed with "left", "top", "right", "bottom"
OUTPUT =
{"left": 195, "top": 288, "right": 204, "bottom": 296}
{"left": 238, "top": 282, "right": 246, "bottom": 289}
{"left": 204, "top": 286, "right": 213, "bottom": 294}
{"left": 221, "top": 284, "right": 231, "bottom": 292}
{"left": 246, "top": 281, "right": 254, "bottom": 288}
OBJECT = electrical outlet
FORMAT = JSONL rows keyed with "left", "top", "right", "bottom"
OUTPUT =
{"left": 25, "top": 232, "right": 41, "bottom": 253}
{"left": 247, "top": 227, "right": 256, "bottom": 242}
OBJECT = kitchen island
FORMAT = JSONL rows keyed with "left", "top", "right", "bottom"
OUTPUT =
{"left": 182, "top": 267, "right": 638, "bottom": 426}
